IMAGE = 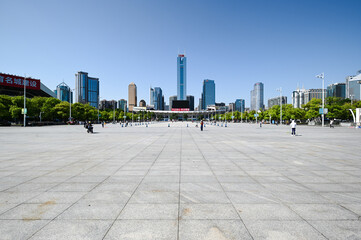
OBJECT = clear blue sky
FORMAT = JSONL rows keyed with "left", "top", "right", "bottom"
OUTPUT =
{"left": 1, "top": 0, "right": 361, "bottom": 107}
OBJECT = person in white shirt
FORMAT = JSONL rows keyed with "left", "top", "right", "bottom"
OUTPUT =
{"left": 291, "top": 120, "right": 297, "bottom": 136}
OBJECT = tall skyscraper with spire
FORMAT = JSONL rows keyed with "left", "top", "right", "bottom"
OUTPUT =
{"left": 177, "top": 54, "right": 187, "bottom": 100}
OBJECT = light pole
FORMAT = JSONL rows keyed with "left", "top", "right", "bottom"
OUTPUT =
{"left": 113, "top": 100, "right": 115, "bottom": 123}
{"left": 69, "top": 88, "right": 74, "bottom": 123}
{"left": 98, "top": 96, "right": 102, "bottom": 124}
{"left": 316, "top": 73, "right": 325, "bottom": 127}
{"left": 350, "top": 95, "right": 354, "bottom": 105}
{"left": 277, "top": 87, "right": 282, "bottom": 124}
{"left": 23, "top": 75, "right": 26, "bottom": 127}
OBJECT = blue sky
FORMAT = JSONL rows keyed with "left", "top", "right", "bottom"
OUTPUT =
{"left": 1, "top": 0, "right": 361, "bottom": 107}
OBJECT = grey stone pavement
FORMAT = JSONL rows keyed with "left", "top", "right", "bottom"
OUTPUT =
{"left": 0, "top": 122, "right": 361, "bottom": 240}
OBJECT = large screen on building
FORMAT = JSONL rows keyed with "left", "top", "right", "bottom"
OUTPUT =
{"left": 0, "top": 73, "right": 40, "bottom": 90}
{"left": 172, "top": 100, "right": 189, "bottom": 111}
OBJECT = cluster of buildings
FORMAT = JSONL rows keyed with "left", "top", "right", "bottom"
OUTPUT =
{"left": 1, "top": 55, "right": 361, "bottom": 114}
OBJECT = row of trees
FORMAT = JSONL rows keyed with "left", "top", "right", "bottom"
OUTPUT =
{"left": 0, "top": 95, "right": 154, "bottom": 123}
{"left": 216, "top": 97, "right": 360, "bottom": 122}
{"left": 0, "top": 95, "right": 360, "bottom": 123}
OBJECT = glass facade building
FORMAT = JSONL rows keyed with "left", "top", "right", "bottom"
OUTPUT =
{"left": 154, "top": 87, "right": 163, "bottom": 110}
{"left": 55, "top": 82, "right": 72, "bottom": 103}
{"left": 177, "top": 54, "right": 187, "bottom": 100}
{"left": 235, "top": 99, "right": 245, "bottom": 112}
{"left": 118, "top": 99, "right": 127, "bottom": 112}
{"left": 327, "top": 83, "right": 346, "bottom": 99}
{"left": 202, "top": 79, "right": 215, "bottom": 110}
{"left": 250, "top": 82, "right": 264, "bottom": 111}
{"left": 75, "top": 71, "right": 99, "bottom": 108}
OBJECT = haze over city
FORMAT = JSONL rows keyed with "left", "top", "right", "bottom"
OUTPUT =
{"left": 1, "top": 0, "right": 361, "bottom": 107}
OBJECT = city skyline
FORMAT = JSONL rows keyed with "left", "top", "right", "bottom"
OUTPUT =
{"left": 1, "top": 0, "right": 361, "bottom": 107}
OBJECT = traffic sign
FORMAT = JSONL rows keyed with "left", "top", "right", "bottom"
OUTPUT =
{"left": 254, "top": 114, "right": 259, "bottom": 117}
{"left": 319, "top": 108, "right": 328, "bottom": 114}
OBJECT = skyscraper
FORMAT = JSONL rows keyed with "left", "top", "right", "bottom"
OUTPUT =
{"left": 250, "top": 82, "right": 264, "bottom": 111}
{"left": 235, "top": 99, "right": 245, "bottom": 112}
{"left": 149, "top": 87, "right": 155, "bottom": 107}
{"left": 202, "top": 79, "right": 215, "bottom": 110}
{"left": 55, "top": 82, "right": 72, "bottom": 103}
{"left": 169, "top": 95, "right": 177, "bottom": 109}
{"left": 154, "top": 87, "right": 163, "bottom": 110}
{"left": 128, "top": 82, "right": 137, "bottom": 112}
{"left": 177, "top": 54, "right": 187, "bottom": 100}
{"left": 75, "top": 71, "right": 99, "bottom": 108}
{"left": 118, "top": 99, "right": 127, "bottom": 112}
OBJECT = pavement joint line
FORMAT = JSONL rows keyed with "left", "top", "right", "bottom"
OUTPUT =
{"left": 202, "top": 127, "right": 333, "bottom": 239}
{"left": 100, "top": 128, "right": 176, "bottom": 240}
{"left": 176, "top": 125, "right": 183, "bottom": 240}
{"left": 25, "top": 129, "right": 168, "bottom": 240}
{"left": 187, "top": 127, "right": 255, "bottom": 240}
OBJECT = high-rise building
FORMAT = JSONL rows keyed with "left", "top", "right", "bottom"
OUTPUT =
{"left": 229, "top": 103, "right": 235, "bottom": 112}
{"left": 327, "top": 83, "right": 346, "bottom": 98}
{"left": 149, "top": 87, "right": 155, "bottom": 107}
{"left": 169, "top": 95, "right": 177, "bottom": 110}
{"left": 187, "top": 95, "right": 194, "bottom": 111}
{"left": 235, "top": 99, "right": 245, "bottom": 112}
{"left": 250, "top": 82, "right": 264, "bottom": 111}
{"left": 154, "top": 87, "right": 163, "bottom": 110}
{"left": 55, "top": 82, "right": 72, "bottom": 103}
{"left": 139, "top": 99, "right": 146, "bottom": 107}
{"left": 75, "top": 71, "right": 99, "bottom": 108}
{"left": 99, "top": 100, "right": 117, "bottom": 110}
{"left": 198, "top": 97, "right": 203, "bottom": 110}
{"left": 202, "top": 79, "right": 215, "bottom": 110}
{"left": 268, "top": 96, "right": 287, "bottom": 109}
{"left": 292, "top": 88, "right": 306, "bottom": 108}
{"left": 128, "top": 82, "right": 137, "bottom": 112}
{"left": 304, "top": 89, "right": 326, "bottom": 104}
{"left": 177, "top": 54, "right": 187, "bottom": 100}
{"left": 118, "top": 99, "right": 127, "bottom": 112}
{"left": 346, "top": 72, "right": 361, "bottom": 100}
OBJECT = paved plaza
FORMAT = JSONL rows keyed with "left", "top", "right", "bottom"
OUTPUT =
{"left": 0, "top": 122, "right": 360, "bottom": 240}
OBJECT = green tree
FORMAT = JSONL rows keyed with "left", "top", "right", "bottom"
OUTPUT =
{"left": 0, "top": 95, "right": 12, "bottom": 121}
{"left": 41, "top": 98, "right": 61, "bottom": 121}
{"left": 53, "top": 102, "right": 70, "bottom": 121}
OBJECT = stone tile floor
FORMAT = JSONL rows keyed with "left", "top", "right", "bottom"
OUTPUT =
{"left": 0, "top": 122, "right": 360, "bottom": 239}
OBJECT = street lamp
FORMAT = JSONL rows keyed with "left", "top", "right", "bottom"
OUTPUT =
{"left": 350, "top": 95, "right": 354, "bottom": 105}
{"left": 316, "top": 73, "right": 325, "bottom": 127}
{"left": 277, "top": 87, "right": 282, "bottom": 125}
{"left": 23, "top": 75, "right": 27, "bottom": 127}
{"left": 98, "top": 96, "right": 102, "bottom": 124}
{"left": 69, "top": 88, "right": 74, "bottom": 123}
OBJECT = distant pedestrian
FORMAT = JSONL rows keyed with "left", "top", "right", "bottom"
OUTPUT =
{"left": 330, "top": 119, "right": 334, "bottom": 128}
{"left": 291, "top": 120, "right": 296, "bottom": 136}
{"left": 102, "top": 121, "right": 104, "bottom": 128}
{"left": 200, "top": 120, "right": 204, "bottom": 131}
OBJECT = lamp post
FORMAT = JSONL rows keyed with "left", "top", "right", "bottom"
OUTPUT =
{"left": 350, "top": 95, "right": 354, "bottom": 105}
{"left": 113, "top": 100, "right": 115, "bottom": 123}
{"left": 277, "top": 87, "right": 282, "bottom": 124}
{"left": 23, "top": 75, "right": 26, "bottom": 127}
{"left": 97, "top": 96, "right": 102, "bottom": 124}
{"left": 69, "top": 88, "right": 74, "bottom": 123}
{"left": 316, "top": 73, "right": 325, "bottom": 127}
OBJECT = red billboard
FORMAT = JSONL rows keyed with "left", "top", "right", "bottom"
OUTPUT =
{"left": 172, "top": 108, "right": 190, "bottom": 111}
{"left": 0, "top": 73, "right": 41, "bottom": 90}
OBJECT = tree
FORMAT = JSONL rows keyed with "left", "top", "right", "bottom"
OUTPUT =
{"left": 53, "top": 102, "right": 70, "bottom": 121}
{"left": 41, "top": 98, "right": 61, "bottom": 121}
{"left": 0, "top": 95, "right": 12, "bottom": 121}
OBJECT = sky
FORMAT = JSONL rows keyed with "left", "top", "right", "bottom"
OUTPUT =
{"left": 1, "top": 0, "right": 361, "bottom": 107}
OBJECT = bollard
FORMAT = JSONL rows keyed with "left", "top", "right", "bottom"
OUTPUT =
{"left": 187, "top": 124, "right": 188, "bottom": 127}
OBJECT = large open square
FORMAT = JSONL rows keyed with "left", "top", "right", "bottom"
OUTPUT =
{"left": 0, "top": 123, "right": 360, "bottom": 239}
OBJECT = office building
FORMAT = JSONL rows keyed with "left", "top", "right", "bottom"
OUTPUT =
{"left": 55, "top": 82, "right": 72, "bottom": 103}
{"left": 149, "top": 87, "right": 155, "bottom": 108}
{"left": 202, "top": 79, "right": 215, "bottom": 110}
{"left": 292, "top": 88, "right": 306, "bottom": 108}
{"left": 128, "top": 82, "right": 137, "bottom": 112}
{"left": 75, "top": 71, "right": 99, "bottom": 108}
{"left": 99, "top": 100, "right": 117, "bottom": 110}
{"left": 304, "top": 89, "right": 326, "bottom": 104}
{"left": 169, "top": 95, "right": 177, "bottom": 110}
{"left": 139, "top": 99, "right": 146, "bottom": 107}
{"left": 187, "top": 95, "right": 194, "bottom": 111}
{"left": 229, "top": 103, "right": 235, "bottom": 112}
{"left": 118, "top": 99, "right": 127, "bottom": 112}
{"left": 177, "top": 54, "right": 187, "bottom": 100}
{"left": 235, "top": 99, "right": 245, "bottom": 112}
{"left": 250, "top": 82, "right": 264, "bottom": 111}
{"left": 327, "top": 83, "right": 346, "bottom": 99}
{"left": 268, "top": 96, "right": 287, "bottom": 108}
{"left": 198, "top": 97, "right": 202, "bottom": 110}
{"left": 154, "top": 87, "right": 163, "bottom": 110}
{"left": 346, "top": 72, "right": 361, "bottom": 100}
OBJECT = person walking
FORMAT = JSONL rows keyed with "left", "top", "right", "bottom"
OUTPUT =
{"left": 200, "top": 120, "right": 204, "bottom": 131}
{"left": 102, "top": 121, "right": 104, "bottom": 128}
{"left": 330, "top": 119, "right": 334, "bottom": 128}
{"left": 291, "top": 120, "right": 296, "bottom": 136}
